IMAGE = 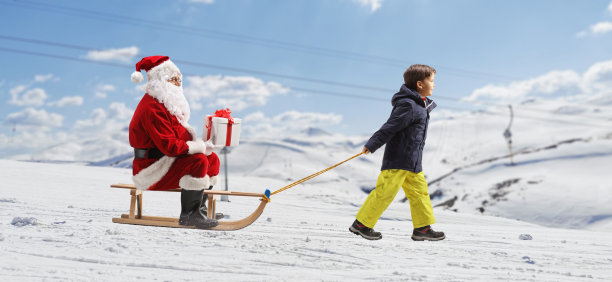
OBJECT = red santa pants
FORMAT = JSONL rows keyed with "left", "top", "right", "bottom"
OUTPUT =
{"left": 149, "top": 152, "right": 220, "bottom": 191}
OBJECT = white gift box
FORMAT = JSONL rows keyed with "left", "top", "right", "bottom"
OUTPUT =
{"left": 204, "top": 116, "right": 242, "bottom": 147}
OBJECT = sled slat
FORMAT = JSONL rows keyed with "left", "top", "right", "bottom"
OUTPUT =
{"left": 112, "top": 199, "right": 267, "bottom": 231}
{"left": 113, "top": 217, "right": 195, "bottom": 229}
{"left": 110, "top": 183, "right": 264, "bottom": 197}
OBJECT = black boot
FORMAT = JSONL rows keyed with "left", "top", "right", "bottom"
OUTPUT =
{"left": 199, "top": 186, "right": 224, "bottom": 219}
{"left": 349, "top": 219, "right": 382, "bottom": 240}
{"left": 412, "top": 225, "right": 445, "bottom": 241}
{"left": 179, "top": 189, "right": 218, "bottom": 229}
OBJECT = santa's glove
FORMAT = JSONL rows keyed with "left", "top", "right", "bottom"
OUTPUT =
{"left": 187, "top": 140, "right": 206, "bottom": 154}
{"left": 204, "top": 140, "right": 224, "bottom": 156}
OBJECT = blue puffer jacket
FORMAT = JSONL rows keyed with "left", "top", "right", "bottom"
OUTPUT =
{"left": 365, "top": 84, "right": 437, "bottom": 173}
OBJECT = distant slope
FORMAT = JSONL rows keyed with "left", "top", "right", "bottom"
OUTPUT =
{"left": 429, "top": 133, "right": 612, "bottom": 231}
{"left": 18, "top": 96, "right": 612, "bottom": 231}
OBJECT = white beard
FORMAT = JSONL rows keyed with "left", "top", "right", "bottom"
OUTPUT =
{"left": 143, "top": 79, "right": 191, "bottom": 124}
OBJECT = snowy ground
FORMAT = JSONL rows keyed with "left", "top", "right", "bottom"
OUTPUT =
{"left": 3, "top": 94, "right": 612, "bottom": 280}
{"left": 2, "top": 160, "right": 612, "bottom": 281}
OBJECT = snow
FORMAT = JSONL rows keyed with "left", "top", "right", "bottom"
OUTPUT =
{"left": 1, "top": 158, "right": 612, "bottom": 281}
{"left": 10, "top": 217, "right": 39, "bottom": 227}
{"left": 2, "top": 96, "right": 612, "bottom": 280}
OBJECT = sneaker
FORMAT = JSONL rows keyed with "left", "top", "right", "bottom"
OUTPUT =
{"left": 411, "top": 225, "right": 445, "bottom": 241}
{"left": 349, "top": 220, "right": 382, "bottom": 240}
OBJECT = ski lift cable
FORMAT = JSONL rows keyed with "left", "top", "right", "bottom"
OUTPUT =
{"left": 0, "top": 34, "right": 607, "bottom": 121}
{"left": 1, "top": 34, "right": 610, "bottom": 123}
{"left": 2, "top": 0, "right": 523, "bottom": 81}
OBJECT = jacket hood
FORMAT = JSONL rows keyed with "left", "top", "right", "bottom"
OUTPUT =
{"left": 392, "top": 84, "right": 425, "bottom": 107}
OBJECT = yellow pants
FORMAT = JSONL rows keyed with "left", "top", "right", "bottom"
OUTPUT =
{"left": 356, "top": 169, "right": 435, "bottom": 229}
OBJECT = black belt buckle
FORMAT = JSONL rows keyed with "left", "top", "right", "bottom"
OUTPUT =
{"left": 134, "top": 148, "right": 164, "bottom": 159}
{"left": 134, "top": 148, "right": 147, "bottom": 159}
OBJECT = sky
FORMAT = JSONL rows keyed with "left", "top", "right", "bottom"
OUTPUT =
{"left": 1, "top": 0, "right": 612, "bottom": 158}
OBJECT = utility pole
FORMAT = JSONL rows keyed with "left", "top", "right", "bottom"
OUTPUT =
{"left": 503, "top": 105, "right": 515, "bottom": 165}
{"left": 220, "top": 146, "right": 231, "bottom": 202}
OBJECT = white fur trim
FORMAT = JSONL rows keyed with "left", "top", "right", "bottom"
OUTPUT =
{"left": 132, "top": 156, "right": 176, "bottom": 190}
{"left": 179, "top": 175, "right": 210, "bottom": 191}
{"left": 147, "top": 60, "right": 180, "bottom": 82}
{"left": 131, "top": 71, "right": 144, "bottom": 83}
{"left": 210, "top": 175, "right": 218, "bottom": 187}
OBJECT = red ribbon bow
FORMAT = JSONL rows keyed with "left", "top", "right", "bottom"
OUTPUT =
{"left": 213, "top": 108, "right": 234, "bottom": 125}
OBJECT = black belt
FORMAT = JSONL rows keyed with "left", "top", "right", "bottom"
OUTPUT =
{"left": 134, "top": 148, "right": 165, "bottom": 159}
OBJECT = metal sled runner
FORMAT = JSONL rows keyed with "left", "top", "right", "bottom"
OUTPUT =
{"left": 110, "top": 183, "right": 269, "bottom": 231}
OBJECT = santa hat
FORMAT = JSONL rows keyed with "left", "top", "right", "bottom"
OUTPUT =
{"left": 131, "top": 55, "right": 181, "bottom": 83}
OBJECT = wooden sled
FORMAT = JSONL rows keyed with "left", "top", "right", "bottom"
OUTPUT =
{"left": 110, "top": 183, "right": 269, "bottom": 231}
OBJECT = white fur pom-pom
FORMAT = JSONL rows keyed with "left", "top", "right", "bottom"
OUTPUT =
{"left": 131, "top": 71, "right": 144, "bottom": 83}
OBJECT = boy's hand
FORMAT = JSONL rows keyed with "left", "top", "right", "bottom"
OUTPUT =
{"left": 362, "top": 146, "right": 370, "bottom": 155}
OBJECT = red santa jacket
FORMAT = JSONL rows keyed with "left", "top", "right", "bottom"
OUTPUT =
{"left": 129, "top": 94, "right": 198, "bottom": 189}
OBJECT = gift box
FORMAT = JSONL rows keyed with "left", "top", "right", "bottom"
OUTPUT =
{"left": 204, "top": 109, "right": 241, "bottom": 147}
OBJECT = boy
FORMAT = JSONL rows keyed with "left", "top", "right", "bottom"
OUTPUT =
{"left": 349, "top": 64, "right": 445, "bottom": 241}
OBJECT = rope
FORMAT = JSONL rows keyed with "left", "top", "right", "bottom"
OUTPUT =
{"left": 270, "top": 152, "right": 364, "bottom": 196}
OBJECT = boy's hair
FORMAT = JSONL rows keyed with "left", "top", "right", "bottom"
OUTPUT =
{"left": 403, "top": 64, "right": 436, "bottom": 91}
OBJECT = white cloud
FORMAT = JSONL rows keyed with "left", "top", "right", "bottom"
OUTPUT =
{"left": 132, "top": 85, "right": 144, "bottom": 94}
{"left": 464, "top": 60, "right": 612, "bottom": 103}
{"left": 34, "top": 74, "right": 55, "bottom": 83}
{"left": 188, "top": 0, "right": 214, "bottom": 3}
{"left": 95, "top": 84, "right": 116, "bottom": 98}
{"left": 74, "top": 103, "right": 133, "bottom": 134}
{"left": 184, "top": 75, "right": 290, "bottom": 111}
{"left": 108, "top": 102, "right": 133, "bottom": 120}
{"left": 576, "top": 30, "right": 588, "bottom": 38}
{"left": 9, "top": 85, "right": 27, "bottom": 97}
{"left": 578, "top": 2, "right": 612, "bottom": 36}
{"left": 48, "top": 96, "right": 84, "bottom": 107}
{"left": 353, "top": 0, "right": 383, "bottom": 12}
{"left": 589, "top": 21, "right": 612, "bottom": 35}
{"left": 74, "top": 108, "right": 106, "bottom": 129}
{"left": 9, "top": 86, "right": 48, "bottom": 107}
{"left": 243, "top": 111, "right": 266, "bottom": 123}
{"left": 3, "top": 107, "right": 63, "bottom": 128}
{"left": 271, "top": 111, "right": 343, "bottom": 125}
{"left": 242, "top": 110, "right": 343, "bottom": 138}
{"left": 583, "top": 60, "right": 612, "bottom": 93}
{"left": 85, "top": 46, "right": 139, "bottom": 63}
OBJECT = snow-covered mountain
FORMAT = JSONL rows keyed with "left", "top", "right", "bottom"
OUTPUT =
{"left": 12, "top": 94, "right": 612, "bottom": 233}
{"left": 20, "top": 127, "right": 132, "bottom": 165}
{"left": 422, "top": 95, "right": 612, "bottom": 231}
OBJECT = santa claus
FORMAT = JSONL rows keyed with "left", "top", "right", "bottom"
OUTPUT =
{"left": 129, "top": 55, "right": 220, "bottom": 229}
